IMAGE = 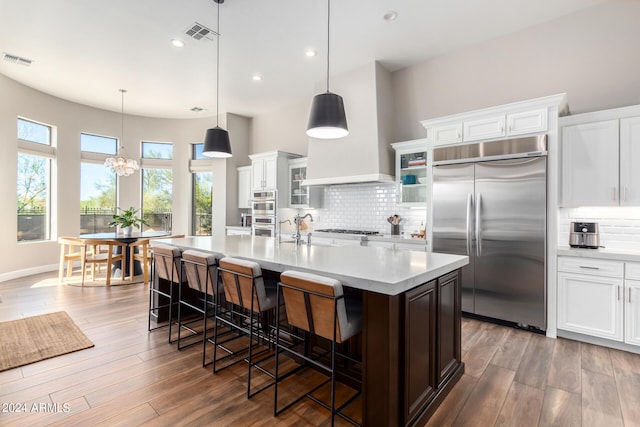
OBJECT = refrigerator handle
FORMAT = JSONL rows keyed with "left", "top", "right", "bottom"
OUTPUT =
{"left": 466, "top": 193, "right": 473, "bottom": 255}
{"left": 475, "top": 193, "right": 482, "bottom": 257}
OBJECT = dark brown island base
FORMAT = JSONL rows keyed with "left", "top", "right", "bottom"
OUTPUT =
{"left": 152, "top": 235, "right": 468, "bottom": 426}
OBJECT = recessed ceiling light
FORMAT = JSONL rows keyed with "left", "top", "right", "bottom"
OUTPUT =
{"left": 383, "top": 11, "right": 398, "bottom": 21}
{"left": 171, "top": 39, "right": 185, "bottom": 48}
{"left": 252, "top": 74, "right": 262, "bottom": 81}
{"left": 305, "top": 49, "right": 317, "bottom": 57}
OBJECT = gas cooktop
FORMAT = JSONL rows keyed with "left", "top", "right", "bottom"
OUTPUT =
{"left": 315, "top": 229, "right": 381, "bottom": 236}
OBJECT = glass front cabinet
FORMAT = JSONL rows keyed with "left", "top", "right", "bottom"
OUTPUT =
{"left": 289, "top": 158, "right": 310, "bottom": 207}
{"left": 391, "top": 139, "right": 428, "bottom": 206}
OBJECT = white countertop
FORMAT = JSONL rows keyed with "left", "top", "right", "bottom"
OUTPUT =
{"left": 153, "top": 235, "right": 467, "bottom": 295}
{"left": 557, "top": 246, "right": 640, "bottom": 262}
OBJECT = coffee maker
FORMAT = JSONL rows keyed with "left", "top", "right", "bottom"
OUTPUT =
{"left": 569, "top": 222, "right": 600, "bottom": 249}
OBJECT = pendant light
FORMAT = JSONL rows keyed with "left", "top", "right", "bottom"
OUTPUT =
{"left": 306, "top": 0, "right": 348, "bottom": 139}
{"left": 202, "top": 0, "right": 232, "bottom": 158}
{"left": 105, "top": 89, "right": 140, "bottom": 176}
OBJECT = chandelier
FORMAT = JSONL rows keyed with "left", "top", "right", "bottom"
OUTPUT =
{"left": 105, "top": 89, "right": 140, "bottom": 176}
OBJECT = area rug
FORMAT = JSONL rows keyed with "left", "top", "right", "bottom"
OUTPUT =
{"left": 0, "top": 311, "right": 94, "bottom": 372}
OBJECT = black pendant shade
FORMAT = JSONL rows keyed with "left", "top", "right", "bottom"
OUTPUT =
{"left": 202, "top": 126, "right": 232, "bottom": 158}
{"left": 306, "top": 91, "right": 349, "bottom": 139}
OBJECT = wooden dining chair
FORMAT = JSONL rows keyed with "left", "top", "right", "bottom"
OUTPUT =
{"left": 80, "top": 238, "right": 128, "bottom": 286}
{"left": 58, "top": 237, "right": 85, "bottom": 281}
{"left": 129, "top": 238, "right": 150, "bottom": 283}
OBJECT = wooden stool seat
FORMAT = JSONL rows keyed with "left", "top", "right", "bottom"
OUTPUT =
{"left": 275, "top": 270, "right": 363, "bottom": 426}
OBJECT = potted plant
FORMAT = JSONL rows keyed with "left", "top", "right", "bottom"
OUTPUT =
{"left": 109, "top": 207, "right": 149, "bottom": 236}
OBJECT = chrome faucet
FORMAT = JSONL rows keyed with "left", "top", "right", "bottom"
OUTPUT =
{"left": 278, "top": 219, "right": 291, "bottom": 243}
{"left": 293, "top": 213, "right": 314, "bottom": 245}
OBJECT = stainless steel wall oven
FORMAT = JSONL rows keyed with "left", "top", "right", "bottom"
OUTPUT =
{"left": 251, "top": 189, "right": 277, "bottom": 237}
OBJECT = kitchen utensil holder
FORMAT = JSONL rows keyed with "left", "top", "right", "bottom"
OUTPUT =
{"left": 391, "top": 224, "right": 400, "bottom": 235}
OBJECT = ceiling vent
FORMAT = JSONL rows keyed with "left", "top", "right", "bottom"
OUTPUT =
{"left": 190, "top": 107, "right": 207, "bottom": 113}
{"left": 185, "top": 22, "right": 218, "bottom": 41}
{"left": 3, "top": 52, "right": 33, "bottom": 66}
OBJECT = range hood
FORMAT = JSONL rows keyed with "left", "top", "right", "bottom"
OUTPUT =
{"left": 302, "top": 62, "right": 395, "bottom": 186}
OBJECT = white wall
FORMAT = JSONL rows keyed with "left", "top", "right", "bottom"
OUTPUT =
{"left": 0, "top": 74, "right": 249, "bottom": 278}
{"left": 391, "top": 2, "right": 640, "bottom": 141}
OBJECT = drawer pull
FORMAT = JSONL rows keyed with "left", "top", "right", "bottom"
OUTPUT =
{"left": 579, "top": 265, "right": 600, "bottom": 270}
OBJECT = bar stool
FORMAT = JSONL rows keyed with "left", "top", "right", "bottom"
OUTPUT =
{"left": 274, "top": 270, "right": 362, "bottom": 426}
{"left": 149, "top": 244, "right": 182, "bottom": 343}
{"left": 215, "top": 256, "right": 278, "bottom": 399}
{"left": 178, "top": 249, "right": 224, "bottom": 367}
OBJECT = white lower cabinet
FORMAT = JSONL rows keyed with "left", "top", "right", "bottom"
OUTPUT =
{"left": 557, "top": 270, "right": 623, "bottom": 341}
{"left": 558, "top": 256, "right": 639, "bottom": 346}
{"left": 625, "top": 262, "right": 640, "bottom": 345}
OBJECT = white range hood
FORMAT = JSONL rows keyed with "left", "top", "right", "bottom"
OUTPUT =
{"left": 302, "top": 62, "right": 395, "bottom": 186}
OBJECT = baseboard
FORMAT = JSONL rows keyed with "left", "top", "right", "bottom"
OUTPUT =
{"left": 557, "top": 329, "right": 640, "bottom": 355}
{"left": 0, "top": 264, "right": 58, "bottom": 283}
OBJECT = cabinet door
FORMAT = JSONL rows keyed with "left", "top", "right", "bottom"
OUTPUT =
{"left": 625, "top": 279, "right": 640, "bottom": 346}
{"left": 557, "top": 271, "right": 623, "bottom": 341}
{"left": 238, "top": 167, "right": 252, "bottom": 209}
{"left": 432, "top": 124, "right": 462, "bottom": 146}
{"left": 620, "top": 116, "right": 640, "bottom": 205}
{"left": 507, "top": 109, "right": 547, "bottom": 136}
{"left": 404, "top": 281, "right": 436, "bottom": 424}
{"left": 463, "top": 115, "right": 506, "bottom": 142}
{"left": 252, "top": 160, "right": 265, "bottom": 189}
{"left": 437, "top": 270, "right": 460, "bottom": 385}
{"left": 561, "top": 120, "right": 619, "bottom": 207}
{"left": 263, "top": 157, "right": 278, "bottom": 189}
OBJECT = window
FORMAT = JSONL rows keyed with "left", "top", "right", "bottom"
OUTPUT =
{"left": 80, "top": 132, "right": 117, "bottom": 155}
{"left": 17, "top": 118, "right": 53, "bottom": 242}
{"left": 192, "top": 172, "right": 212, "bottom": 235}
{"left": 140, "top": 141, "right": 173, "bottom": 231}
{"left": 18, "top": 118, "right": 50, "bottom": 145}
{"left": 80, "top": 133, "right": 117, "bottom": 233}
{"left": 142, "top": 167, "right": 173, "bottom": 231}
{"left": 192, "top": 143, "right": 206, "bottom": 160}
{"left": 142, "top": 141, "right": 173, "bottom": 159}
{"left": 190, "top": 143, "right": 212, "bottom": 235}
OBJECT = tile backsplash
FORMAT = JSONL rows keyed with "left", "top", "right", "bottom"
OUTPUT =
{"left": 307, "top": 183, "right": 426, "bottom": 236}
{"left": 559, "top": 207, "right": 640, "bottom": 250}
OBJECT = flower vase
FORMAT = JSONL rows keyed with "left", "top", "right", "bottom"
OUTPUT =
{"left": 122, "top": 226, "right": 133, "bottom": 237}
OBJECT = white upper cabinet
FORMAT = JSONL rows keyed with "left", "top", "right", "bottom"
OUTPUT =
{"left": 463, "top": 115, "right": 506, "bottom": 142}
{"left": 561, "top": 120, "right": 619, "bottom": 207}
{"left": 432, "top": 124, "right": 462, "bottom": 146}
{"left": 620, "top": 116, "right": 640, "bottom": 205}
{"left": 237, "top": 166, "right": 252, "bottom": 209}
{"left": 251, "top": 155, "right": 278, "bottom": 189}
{"left": 423, "top": 95, "right": 564, "bottom": 148}
{"left": 249, "top": 151, "right": 301, "bottom": 205}
{"left": 560, "top": 104, "right": 640, "bottom": 207}
{"left": 507, "top": 109, "right": 548, "bottom": 136}
{"left": 391, "top": 139, "right": 428, "bottom": 206}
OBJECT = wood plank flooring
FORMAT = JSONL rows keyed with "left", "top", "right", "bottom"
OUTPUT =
{"left": 1, "top": 271, "right": 640, "bottom": 426}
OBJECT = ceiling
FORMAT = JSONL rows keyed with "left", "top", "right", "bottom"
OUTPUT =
{"left": 0, "top": 0, "right": 603, "bottom": 119}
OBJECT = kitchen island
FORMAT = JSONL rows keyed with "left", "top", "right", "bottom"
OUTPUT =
{"left": 154, "top": 235, "right": 468, "bottom": 426}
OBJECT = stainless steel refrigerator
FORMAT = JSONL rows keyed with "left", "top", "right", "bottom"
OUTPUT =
{"left": 432, "top": 136, "right": 547, "bottom": 330}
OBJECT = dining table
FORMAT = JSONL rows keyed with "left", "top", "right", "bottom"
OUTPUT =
{"left": 79, "top": 231, "right": 170, "bottom": 278}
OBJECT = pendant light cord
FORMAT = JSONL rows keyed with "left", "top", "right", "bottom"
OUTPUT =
{"left": 326, "top": 0, "right": 330, "bottom": 92}
{"left": 120, "top": 89, "right": 126, "bottom": 154}
{"left": 216, "top": 0, "right": 220, "bottom": 127}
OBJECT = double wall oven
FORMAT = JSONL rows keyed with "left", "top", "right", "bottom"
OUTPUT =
{"left": 251, "top": 189, "right": 277, "bottom": 237}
